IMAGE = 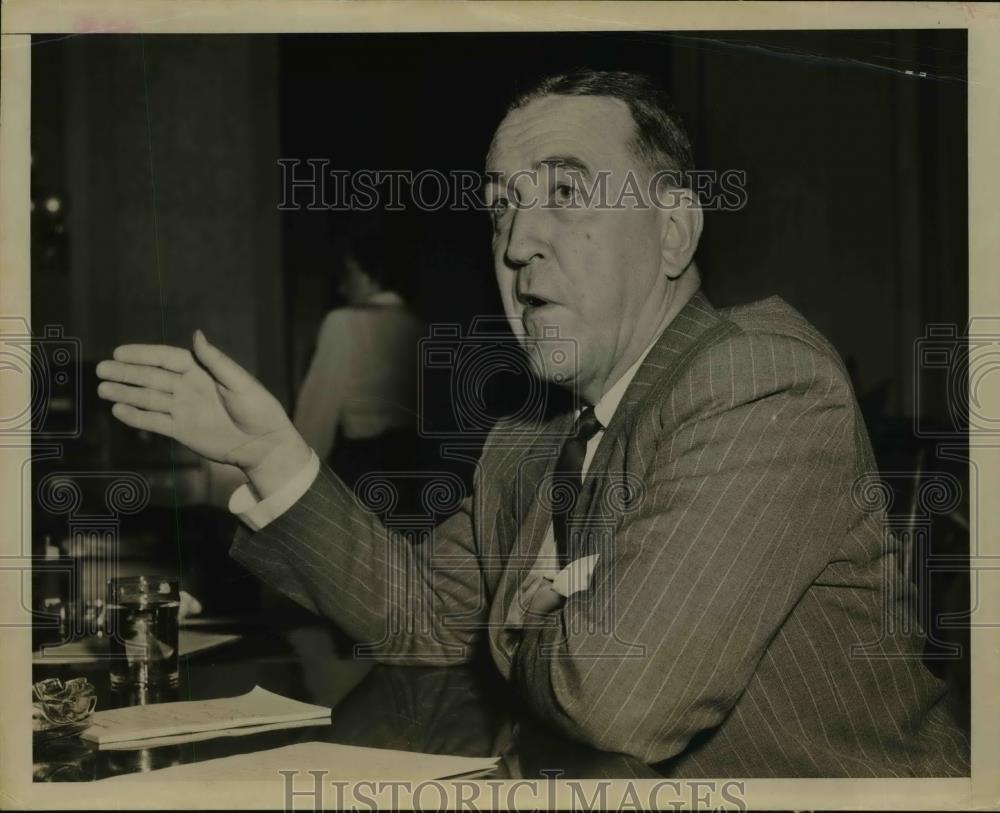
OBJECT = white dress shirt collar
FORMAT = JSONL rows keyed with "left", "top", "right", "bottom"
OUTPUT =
{"left": 590, "top": 326, "right": 665, "bottom": 429}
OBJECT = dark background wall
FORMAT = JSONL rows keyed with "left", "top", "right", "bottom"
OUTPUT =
{"left": 34, "top": 35, "right": 284, "bottom": 398}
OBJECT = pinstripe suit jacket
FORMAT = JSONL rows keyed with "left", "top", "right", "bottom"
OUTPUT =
{"left": 231, "top": 291, "right": 969, "bottom": 777}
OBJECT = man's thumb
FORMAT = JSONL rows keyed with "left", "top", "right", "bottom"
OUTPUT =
{"left": 192, "top": 329, "right": 254, "bottom": 391}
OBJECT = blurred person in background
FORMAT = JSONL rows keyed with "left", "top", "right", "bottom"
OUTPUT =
{"left": 293, "top": 208, "right": 427, "bottom": 511}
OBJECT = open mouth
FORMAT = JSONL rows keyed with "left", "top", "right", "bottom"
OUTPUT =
{"left": 521, "top": 298, "right": 557, "bottom": 336}
{"left": 522, "top": 294, "right": 552, "bottom": 311}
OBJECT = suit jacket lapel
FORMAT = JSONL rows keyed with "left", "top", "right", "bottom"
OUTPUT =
{"left": 510, "top": 419, "right": 570, "bottom": 564}
{"left": 571, "top": 291, "right": 727, "bottom": 537}
{"left": 489, "top": 410, "right": 573, "bottom": 675}
{"left": 494, "top": 411, "right": 573, "bottom": 588}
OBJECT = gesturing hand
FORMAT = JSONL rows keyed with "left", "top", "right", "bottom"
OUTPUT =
{"left": 96, "top": 330, "right": 311, "bottom": 499}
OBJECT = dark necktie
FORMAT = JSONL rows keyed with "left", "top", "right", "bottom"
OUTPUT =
{"left": 552, "top": 405, "right": 604, "bottom": 568}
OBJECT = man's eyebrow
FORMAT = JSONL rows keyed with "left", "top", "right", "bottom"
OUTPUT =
{"left": 482, "top": 156, "right": 593, "bottom": 188}
{"left": 537, "top": 156, "right": 592, "bottom": 180}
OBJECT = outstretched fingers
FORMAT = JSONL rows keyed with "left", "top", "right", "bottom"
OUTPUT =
{"left": 110, "top": 403, "right": 175, "bottom": 438}
{"left": 95, "top": 359, "right": 177, "bottom": 393}
{"left": 112, "top": 344, "right": 196, "bottom": 374}
{"left": 97, "top": 381, "right": 172, "bottom": 414}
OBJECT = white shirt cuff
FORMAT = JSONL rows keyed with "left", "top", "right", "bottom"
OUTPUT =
{"left": 228, "top": 450, "right": 321, "bottom": 531}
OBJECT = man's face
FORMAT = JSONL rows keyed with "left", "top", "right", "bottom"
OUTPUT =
{"left": 485, "top": 95, "right": 666, "bottom": 402}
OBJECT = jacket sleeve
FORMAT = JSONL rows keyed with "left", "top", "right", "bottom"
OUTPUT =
{"left": 230, "top": 459, "right": 487, "bottom": 665}
{"left": 511, "top": 331, "right": 857, "bottom": 762}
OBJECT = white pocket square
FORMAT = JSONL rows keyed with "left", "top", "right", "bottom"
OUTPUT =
{"left": 550, "top": 554, "right": 601, "bottom": 598}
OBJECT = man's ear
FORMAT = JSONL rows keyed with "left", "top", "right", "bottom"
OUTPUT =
{"left": 658, "top": 187, "right": 703, "bottom": 279}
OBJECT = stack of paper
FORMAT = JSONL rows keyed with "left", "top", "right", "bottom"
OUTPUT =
{"left": 82, "top": 686, "right": 330, "bottom": 746}
{"left": 97, "top": 741, "right": 499, "bottom": 782}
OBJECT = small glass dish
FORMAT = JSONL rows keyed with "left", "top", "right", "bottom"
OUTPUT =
{"left": 32, "top": 677, "right": 97, "bottom": 742}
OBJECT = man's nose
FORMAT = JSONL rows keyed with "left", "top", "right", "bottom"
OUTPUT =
{"left": 503, "top": 205, "right": 547, "bottom": 269}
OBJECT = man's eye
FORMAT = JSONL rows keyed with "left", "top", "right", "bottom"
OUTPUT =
{"left": 490, "top": 197, "right": 510, "bottom": 216}
{"left": 553, "top": 183, "right": 577, "bottom": 206}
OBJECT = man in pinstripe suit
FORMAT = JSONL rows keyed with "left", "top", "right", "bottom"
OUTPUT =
{"left": 96, "top": 70, "right": 968, "bottom": 776}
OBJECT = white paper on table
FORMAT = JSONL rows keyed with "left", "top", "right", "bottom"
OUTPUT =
{"left": 82, "top": 686, "right": 331, "bottom": 745}
{"left": 550, "top": 554, "right": 601, "bottom": 598}
{"left": 96, "top": 741, "right": 499, "bottom": 782}
{"left": 98, "top": 716, "right": 331, "bottom": 750}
